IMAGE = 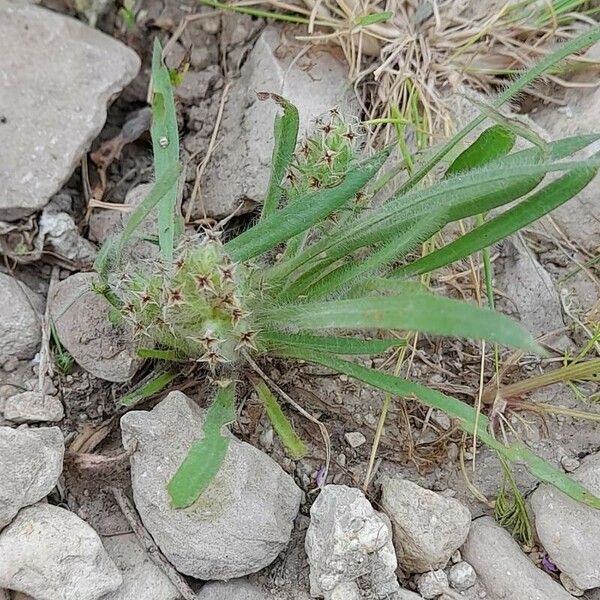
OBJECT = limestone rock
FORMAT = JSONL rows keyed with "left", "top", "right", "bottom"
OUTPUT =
{"left": 448, "top": 561, "right": 477, "bottom": 591}
{"left": 0, "top": 273, "right": 41, "bottom": 365}
{"left": 102, "top": 533, "right": 180, "bottom": 600}
{"left": 0, "top": 503, "right": 122, "bottom": 600}
{"left": 0, "top": 3, "right": 140, "bottom": 220}
{"left": 120, "top": 391, "right": 301, "bottom": 580}
{"left": 0, "top": 426, "right": 64, "bottom": 529}
{"left": 50, "top": 272, "right": 139, "bottom": 382}
{"left": 417, "top": 570, "right": 448, "bottom": 599}
{"left": 3, "top": 391, "right": 64, "bottom": 423}
{"left": 531, "top": 451, "right": 600, "bottom": 590}
{"left": 199, "top": 25, "right": 354, "bottom": 219}
{"left": 380, "top": 476, "right": 471, "bottom": 573}
{"left": 305, "top": 485, "right": 399, "bottom": 599}
{"left": 462, "top": 516, "right": 574, "bottom": 600}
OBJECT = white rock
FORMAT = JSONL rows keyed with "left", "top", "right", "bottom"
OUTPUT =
{"left": 0, "top": 503, "right": 122, "bottom": 600}
{"left": 102, "top": 533, "right": 180, "bottom": 600}
{"left": 3, "top": 391, "right": 64, "bottom": 423}
{"left": 462, "top": 516, "right": 574, "bottom": 600}
{"left": 530, "top": 451, "right": 600, "bottom": 590}
{"left": 330, "top": 582, "right": 361, "bottom": 600}
{"left": 120, "top": 391, "right": 301, "bottom": 580}
{"left": 417, "top": 570, "right": 448, "bottom": 599}
{"left": 199, "top": 24, "right": 354, "bottom": 219}
{"left": 0, "top": 426, "right": 64, "bottom": 529}
{"left": 395, "top": 590, "right": 425, "bottom": 600}
{"left": 380, "top": 476, "right": 471, "bottom": 573}
{"left": 448, "top": 561, "right": 477, "bottom": 591}
{"left": 50, "top": 272, "right": 139, "bottom": 382}
{"left": 495, "top": 238, "right": 563, "bottom": 338}
{"left": 0, "top": 273, "right": 41, "bottom": 365}
{"left": 0, "top": 3, "right": 140, "bottom": 220}
{"left": 345, "top": 431, "right": 367, "bottom": 448}
{"left": 196, "top": 580, "right": 269, "bottom": 599}
{"left": 305, "top": 485, "right": 399, "bottom": 599}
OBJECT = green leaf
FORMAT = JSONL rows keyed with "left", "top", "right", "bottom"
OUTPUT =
{"left": 225, "top": 148, "right": 390, "bottom": 262}
{"left": 395, "top": 164, "right": 599, "bottom": 278}
{"left": 120, "top": 371, "right": 177, "bottom": 407}
{"left": 282, "top": 348, "right": 600, "bottom": 510}
{"left": 168, "top": 382, "right": 236, "bottom": 508}
{"left": 259, "top": 93, "right": 300, "bottom": 220}
{"left": 445, "top": 125, "right": 516, "bottom": 176}
{"left": 262, "top": 331, "right": 406, "bottom": 355}
{"left": 262, "top": 286, "right": 541, "bottom": 353}
{"left": 252, "top": 378, "right": 306, "bottom": 459}
{"left": 151, "top": 38, "right": 181, "bottom": 265}
{"left": 355, "top": 10, "right": 394, "bottom": 24}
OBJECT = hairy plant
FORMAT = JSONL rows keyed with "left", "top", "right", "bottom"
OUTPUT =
{"left": 96, "top": 31, "right": 600, "bottom": 510}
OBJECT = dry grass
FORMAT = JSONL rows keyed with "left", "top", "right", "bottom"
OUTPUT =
{"left": 213, "top": 0, "right": 599, "bottom": 141}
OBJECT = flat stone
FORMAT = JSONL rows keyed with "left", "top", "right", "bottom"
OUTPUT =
{"left": 0, "top": 273, "right": 41, "bottom": 365}
{"left": 531, "top": 451, "right": 600, "bottom": 590}
{"left": 102, "top": 533, "right": 180, "bottom": 600}
{"left": 3, "top": 391, "right": 64, "bottom": 423}
{"left": 196, "top": 580, "right": 270, "bottom": 600}
{"left": 0, "top": 426, "right": 64, "bottom": 529}
{"left": 344, "top": 431, "right": 367, "bottom": 448}
{"left": 120, "top": 391, "right": 302, "bottom": 580}
{"left": 49, "top": 272, "right": 139, "bottom": 382}
{"left": 380, "top": 476, "right": 471, "bottom": 573}
{"left": 0, "top": 3, "right": 140, "bottom": 220}
{"left": 305, "top": 484, "right": 399, "bottom": 599}
{"left": 198, "top": 24, "right": 355, "bottom": 219}
{"left": 462, "top": 516, "right": 574, "bottom": 600}
{"left": 0, "top": 503, "right": 122, "bottom": 600}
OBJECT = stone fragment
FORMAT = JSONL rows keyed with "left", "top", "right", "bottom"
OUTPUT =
{"left": 305, "top": 484, "right": 399, "bottom": 599}
{"left": 448, "top": 561, "right": 477, "bottom": 591}
{"left": 380, "top": 476, "right": 471, "bottom": 573}
{"left": 3, "top": 391, "right": 64, "bottom": 423}
{"left": 417, "top": 570, "right": 448, "bottom": 599}
{"left": 196, "top": 580, "right": 270, "bottom": 600}
{"left": 462, "top": 516, "right": 574, "bottom": 600}
{"left": 0, "top": 3, "right": 140, "bottom": 220}
{"left": 0, "top": 503, "right": 122, "bottom": 600}
{"left": 121, "top": 391, "right": 301, "bottom": 580}
{"left": 0, "top": 273, "right": 41, "bottom": 366}
{"left": 0, "top": 426, "right": 64, "bottom": 529}
{"left": 50, "top": 272, "right": 139, "bottom": 382}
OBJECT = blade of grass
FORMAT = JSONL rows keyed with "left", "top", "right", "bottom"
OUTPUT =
{"left": 120, "top": 370, "right": 178, "bottom": 407}
{"left": 281, "top": 348, "right": 600, "bottom": 510}
{"left": 251, "top": 377, "right": 306, "bottom": 459}
{"left": 262, "top": 331, "right": 406, "bottom": 355}
{"left": 168, "top": 381, "right": 236, "bottom": 508}
{"left": 262, "top": 289, "right": 541, "bottom": 352}
{"left": 151, "top": 38, "right": 181, "bottom": 265}
{"left": 394, "top": 165, "right": 598, "bottom": 278}
{"left": 260, "top": 93, "right": 300, "bottom": 220}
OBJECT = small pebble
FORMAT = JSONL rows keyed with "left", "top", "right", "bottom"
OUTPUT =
{"left": 448, "top": 561, "right": 477, "bottom": 591}
{"left": 418, "top": 570, "right": 448, "bottom": 599}
{"left": 344, "top": 431, "right": 366, "bottom": 448}
{"left": 451, "top": 550, "right": 462, "bottom": 564}
{"left": 560, "top": 455, "right": 580, "bottom": 473}
{"left": 560, "top": 572, "right": 584, "bottom": 597}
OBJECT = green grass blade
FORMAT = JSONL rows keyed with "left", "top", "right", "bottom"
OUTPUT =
{"left": 137, "top": 348, "right": 186, "bottom": 361}
{"left": 262, "top": 288, "right": 541, "bottom": 352}
{"left": 446, "top": 125, "right": 516, "bottom": 176}
{"left": 168, "top": 381, "right": 236, "bottom": 508}
{"left": 262, "top": 331, "right": 406, "bottom": 355}
{"left": 151, "top": 38, "right": 181, "bottom": 265}
{"left": 282, "top": 348, "right": 600, "bottom": 510}
{"left": 395, "top": 165, "right": 598, "bottom": 278}
{"left": 225, "top": 148, "right": 390, "bottom": 262}
{"left": 260, "top": 93, "right": 300, "bottom": 220}
{"left": 394, "top": 27, "right": 600, "bottom": 193}
{"left": 252, "top": 378, "right": 306, "bottom": 459}
{"left": 120, "top": 370, "right": 178, "bottom": 407}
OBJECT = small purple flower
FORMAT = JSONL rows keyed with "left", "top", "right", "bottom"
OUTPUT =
{"left": 315, "top": 465, "right": 327, "bottom": 488}
{"left": 541, "top": 554, "right": 559, "bottom": 574}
